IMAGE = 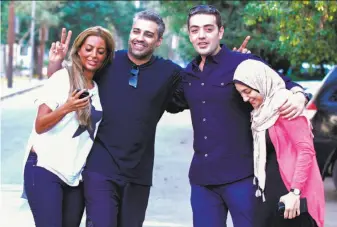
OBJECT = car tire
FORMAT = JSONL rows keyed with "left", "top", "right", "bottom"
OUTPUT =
{"left": 333, "top": 159, "right": 337, "bottom": 190}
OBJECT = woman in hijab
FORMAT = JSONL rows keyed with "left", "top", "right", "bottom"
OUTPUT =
{"left": 233, "top": 59, "right": 325, "bottom": 227}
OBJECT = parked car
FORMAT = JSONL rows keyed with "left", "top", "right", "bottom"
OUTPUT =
{"left": 299, "top": 66, "right": 337, "bottom": 190}
{"left": 299, "top": 62, "right": 334, "bottom": 80}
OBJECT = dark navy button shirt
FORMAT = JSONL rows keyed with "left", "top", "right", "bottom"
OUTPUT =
{"left": 182, "top": 45, "right": 299, "bottom": 185}
{"left": 85, "top": 50, "right": 182, "bottom": 186}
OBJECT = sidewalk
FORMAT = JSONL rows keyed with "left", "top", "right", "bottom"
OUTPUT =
{"left": 0, "top": 76, "right": 46, "bottom": 101}
{"left": 0, "top": 184, "right": 187, "bottom": 227}
{"left": 1, "top": 76, "right": 45, "bottom": 225}
{"left": 0, "top": 184, "right": 35, "bottom": 226}
{"left": 0, "top": 183, "right": 86, "bottom": 226}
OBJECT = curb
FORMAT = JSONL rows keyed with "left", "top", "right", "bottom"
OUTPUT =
{"left": 1, "top": 84, "right": 44, "bottom": 101}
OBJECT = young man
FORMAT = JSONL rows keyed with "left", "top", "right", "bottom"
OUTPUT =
{"left": 175, "top": 5, "right": 308, "bottom": 227}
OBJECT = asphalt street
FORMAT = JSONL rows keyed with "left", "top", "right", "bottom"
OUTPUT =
{"left": 1, "top": 88, "right": 336, "bottom": 227}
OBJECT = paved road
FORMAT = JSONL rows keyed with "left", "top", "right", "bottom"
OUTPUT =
{"left": 1, "top": 88, "right": 336, "bottom": 227}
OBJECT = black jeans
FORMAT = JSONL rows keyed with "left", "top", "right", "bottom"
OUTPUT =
{"left": 254, "top": 144, "right": 318, "bottom": 227}
{"left": 24, "top": 152, "right": 85, "bottom": 227}
{"left": 83, "top": 170, "right": 150, "bottom": 227}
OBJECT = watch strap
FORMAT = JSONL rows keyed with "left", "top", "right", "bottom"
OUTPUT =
{"left": 290, "top": 188, "right": 301, "bottom": 195}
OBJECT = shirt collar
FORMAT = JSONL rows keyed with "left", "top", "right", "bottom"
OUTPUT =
{"left": 126, "top": 51, "right": 156, "bottom": 68}
{"left": 191, "top": 44, "right": 231, "bottom": 70}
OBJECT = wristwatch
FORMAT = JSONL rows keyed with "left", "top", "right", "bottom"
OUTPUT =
{"left": 293, "top": 90, "right": 311, "bottom": 104}
{"left": 290, "top": 188, "right": 301, "bottom": 195}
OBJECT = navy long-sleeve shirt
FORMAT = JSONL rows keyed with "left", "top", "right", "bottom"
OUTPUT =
{"left": 85, "top": 50, "right": 182, "bottom": 185}
{"left": 171, "top": 45, "right": 300, "bottom": 185}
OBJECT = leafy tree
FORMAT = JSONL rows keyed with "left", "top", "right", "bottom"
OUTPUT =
{"left": 1, "top": 1, "right": 143, "bottom": 50}
{"left": 0, "top": 1, "right": 9, "bottom": 44}
{"left": 244, "top": 1, "right": 337, "bottom": 78}
{"left": 12, "top": 1, "right": 62, "bottom": 77}
{"left": 1, "top": 1, "right": 143, "bottom": 77}
{"left": 160, "top": 1, "right": 337, "bottom": 79}
{"left": 55, "top": 1, "right": 141, "bottom": 49}
{"left": 13, "top": 1, "right": 61, "bottom": 44}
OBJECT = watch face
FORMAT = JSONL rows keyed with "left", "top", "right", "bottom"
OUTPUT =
{"left": 292, "top": 188, "right": 301, "bottom": 195}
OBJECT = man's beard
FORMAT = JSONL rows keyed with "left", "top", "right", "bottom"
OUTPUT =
{"left": 128, "top": 43, "right": 154, "bottom": 60}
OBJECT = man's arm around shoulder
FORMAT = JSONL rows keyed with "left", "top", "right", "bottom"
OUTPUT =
{"left": 166, "top": 68, "right": 189, "bottom": 114}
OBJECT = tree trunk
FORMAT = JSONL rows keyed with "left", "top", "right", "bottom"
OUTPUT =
{"left": 6, "top": 0, "right": 15, "bottom": 88}
{"left": 33, "top": 44, "right": 38, "bottom": 76}
{"left": 37, "top": 24, "right": 46, "bottom": 80}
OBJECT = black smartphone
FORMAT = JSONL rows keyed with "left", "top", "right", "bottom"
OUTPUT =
{"left": 75, "top": 89, "right": 90, "bottom": 99}
{"left": 278, "top": 198, "right": 308, "bottom": 216}
{"left": 278, "top": 201, "right": 285, "bottom": 216}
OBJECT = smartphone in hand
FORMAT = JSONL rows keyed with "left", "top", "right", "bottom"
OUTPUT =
{"left": 75, "top": 89, "right": 90, "bottom": 99}
{"left": 278, "top": 198, "right": 308, "bottom": 216}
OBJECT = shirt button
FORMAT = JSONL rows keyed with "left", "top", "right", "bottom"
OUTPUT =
{"left": 205, "top": 154, "right": 208, "bottom": 157}
{"left": 204, "top": 136, "right": 207, "bottom": 139}
{"left": 203, "top": 118, "right": 206, "bottom": 122}
{"left": 202, "top": 101, "right": 206, "bottom": 104}
{"left": 221, "top": 82, "right": 225, "bottom": 86}
{"left": 201, "top": 83, "right": 205, "bottom": 86}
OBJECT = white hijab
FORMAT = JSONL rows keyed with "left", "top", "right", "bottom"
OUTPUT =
{"left": 233, "top": 59, "right": 292, "bottom": 201}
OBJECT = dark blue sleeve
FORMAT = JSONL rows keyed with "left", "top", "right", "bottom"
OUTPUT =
{"left": 248, "top": 55, "right": 302, "bottom": 90}
{"left": 277, "top": 71, "right": 303, "bottom": 90}
{"left": 166, "top": 69, "right": 189, "bottom": 113}
{"left": 93, "top": 62, "right": 110, "bottom": 84}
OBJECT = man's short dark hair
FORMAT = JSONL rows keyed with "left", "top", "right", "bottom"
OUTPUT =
{"left": 187, "top": 5, "right": 222, "bottom": 30}
{"left": 133, "top": 10, "right": 165, "bottom": 39}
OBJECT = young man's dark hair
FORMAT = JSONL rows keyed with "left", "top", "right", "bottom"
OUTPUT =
{"left": 187, "top": 4, "right": 222, "bottom": 30}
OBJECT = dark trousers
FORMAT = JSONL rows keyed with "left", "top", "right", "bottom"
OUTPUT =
{"left": 83, "top": 170, "right": 150, "bottom": 227}
{"left": 191, "top": 176, "right": 256, "bottom": 227}
{"left": 254, "top": 144, "right": 318, "bottom": 227}
{"left": 24, "top": 152, "right": 85, "bottom": 227}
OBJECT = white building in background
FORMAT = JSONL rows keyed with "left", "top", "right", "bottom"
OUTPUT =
{"left": 0, "top": 44, "right": 32, "bottom": 77}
